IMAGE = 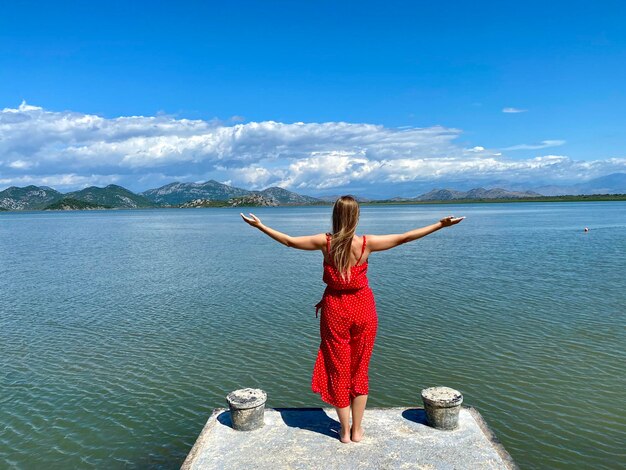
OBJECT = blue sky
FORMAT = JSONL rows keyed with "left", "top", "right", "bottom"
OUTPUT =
{"left": 1, "top": 0, "right": 625, "bottom": 196}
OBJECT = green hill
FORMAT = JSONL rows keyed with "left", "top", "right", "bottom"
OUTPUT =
{"left": 0, "top": 185, "right": 63, "bottom": 210}
{"left": 142, "top": 180, "right": 321, "bottom": 206}
{"left": 44, "top": 198, "right": 112, "bottom": 211}
{"left": 180, "top": 194, "right": 279, "bottom": 208}
{"left": 141, "top": 180, "right": 250, "bottom": 205}
{"left": 255, "top": 186, "right": 320, "bottom": 205}
{"left": 65, "top": 184, "right": 154, "bottom": 208}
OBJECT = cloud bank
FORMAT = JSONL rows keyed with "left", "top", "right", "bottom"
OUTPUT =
{"left": 1, "top": 102, "right": 624, "bottom": 196}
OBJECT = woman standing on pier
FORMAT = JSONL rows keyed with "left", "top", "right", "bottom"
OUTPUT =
{"left": 241, "top": 196, "right": 464, "bottom": 443}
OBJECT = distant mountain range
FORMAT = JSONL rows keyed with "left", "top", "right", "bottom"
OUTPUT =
{"left": 140, "top": 180, "right": 319, "bottom": 206}
{"left": 0, "top": 180, "right": 323, "bottom": 211}
{"left": 0, "top": 173, "right": 624, "bottom": 211}
{"left": 0, "top": 184, "right": 154, "bottom": 210}
{"left": 530, "top": 173, "right": 626, "bottom": 196}
{"left": 395, "top": 187, "right": 541, "bottom": 202}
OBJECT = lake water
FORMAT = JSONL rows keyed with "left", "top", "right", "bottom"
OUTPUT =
{"left": 1, "top": 202, "right": 624, "bottom": 469}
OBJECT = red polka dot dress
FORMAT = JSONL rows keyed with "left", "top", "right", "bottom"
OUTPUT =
{"left": 312, "top": 233, "right": 378, "bottom": 408}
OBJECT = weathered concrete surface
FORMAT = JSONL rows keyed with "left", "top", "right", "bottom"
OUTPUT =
{"left": 181, "top": 407, "right": 518, "bottom": 470}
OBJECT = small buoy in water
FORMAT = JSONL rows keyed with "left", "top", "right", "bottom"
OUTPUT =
{"left": 584, "top": 227, "right": 589, "bottom": 232}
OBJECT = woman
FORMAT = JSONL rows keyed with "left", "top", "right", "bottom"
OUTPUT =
{"left": 241, "top": 195, "right": 464, "bottom": 443}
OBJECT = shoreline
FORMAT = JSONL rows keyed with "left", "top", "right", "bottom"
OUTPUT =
{"left": 365, "top": 194, "right": 626, "bottom": 205}
{"left": 1, "top": 194, "right": 625, "bottom": 212}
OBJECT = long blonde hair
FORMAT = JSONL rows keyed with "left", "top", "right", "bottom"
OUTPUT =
{"left": 329, "top": 195, "right": 360, "bottom": 280}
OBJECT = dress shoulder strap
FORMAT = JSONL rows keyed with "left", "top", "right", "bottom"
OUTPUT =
{"left": 326, "top": 232, "right": 331, "bottom": 254}
{"left": 356, "top": 235, "right": 366, "bottom": 264}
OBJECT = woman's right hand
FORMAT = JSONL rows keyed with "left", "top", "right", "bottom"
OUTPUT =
{"left": 440, "top": 215, "right": 465, "bottom": 227}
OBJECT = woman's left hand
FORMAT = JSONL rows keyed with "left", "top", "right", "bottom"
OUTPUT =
{"left": 240, "top": 213, "right": 263, "bottom": 228}
{"left": 440, "top": 215, "right": 465, "bottom": 227}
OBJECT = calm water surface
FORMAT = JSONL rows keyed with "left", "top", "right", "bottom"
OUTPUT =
{"left": 1, "top": 202, "right": 625, "bottom": 469}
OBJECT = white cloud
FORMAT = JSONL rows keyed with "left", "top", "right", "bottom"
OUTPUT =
{"left": 502, "top": 107, "right": 528, "bottom": 113}
{"left": 0, "top": 102, "right": 623, "bottom": 194}
{"left": 503, "top": 140, "right": 566, "bottom": 151}
{"left": 230, "top": 165, "right": 276, "bottom": 187}
{"left": 2, "top": 100, "right": 43, "bottom": 113}
{"left": 8, "top": 160, "right": 33, "bottom": 169}
{"left": 0, "top": 173, "right": 121, "bottom": 188}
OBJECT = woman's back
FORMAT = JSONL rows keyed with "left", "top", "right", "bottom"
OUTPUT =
{"left": 323, "top": 233, "right": 369, "bottom": 267}
{"left": 322, "top": 233, "right": 369, "bottom": 291}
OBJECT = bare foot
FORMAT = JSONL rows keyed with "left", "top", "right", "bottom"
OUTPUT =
{"left": 351, "top": 427, "right": 364, "bottom": 442}
{"left": 339, "top": 428, "right": 351, "bottom": 444}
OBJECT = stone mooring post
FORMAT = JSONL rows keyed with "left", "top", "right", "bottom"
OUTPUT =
{"left": 421, "top": 386, "right": 463, "bottom": 430}
{"left": 226, "top": 388, "right": 267, "bottom": 431}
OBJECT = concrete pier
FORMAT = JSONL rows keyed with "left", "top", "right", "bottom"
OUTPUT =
{"left": 182, "top": 406, "right": 518, "bottom": 469}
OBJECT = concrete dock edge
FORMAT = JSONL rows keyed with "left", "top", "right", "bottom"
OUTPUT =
{"left": 181, "top": 409, "right": 222, "bottom": 470}
{"left": 181, "top": 406, "right": 518, "bottom": 469}
{"left": 466, "top": 406, "right": 519, "bottom": 470}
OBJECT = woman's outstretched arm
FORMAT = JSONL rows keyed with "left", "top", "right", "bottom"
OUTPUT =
{"left": 240, "top": 212, "right": 326, "bottom": 250}
{"left": 367, "top": 216, "right": 465, "bottom": 252}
